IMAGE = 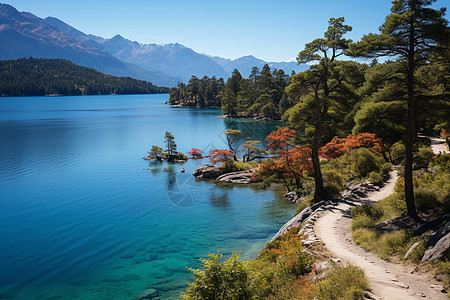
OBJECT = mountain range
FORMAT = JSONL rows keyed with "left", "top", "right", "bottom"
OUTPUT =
{"left": 0, "top": 3, "right": 308, "bottom": 86}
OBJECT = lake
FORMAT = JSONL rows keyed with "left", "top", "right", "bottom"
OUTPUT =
{"left": 0, "top": 94, "right": 296, "bottom": 299}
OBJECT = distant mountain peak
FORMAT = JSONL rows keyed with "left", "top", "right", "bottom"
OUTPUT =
{"left": 111, "top": 34, "right": 125, "bottom": 40}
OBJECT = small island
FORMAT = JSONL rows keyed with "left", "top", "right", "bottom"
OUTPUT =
{"left": 143, "top": 131, "right": 188, "bottom": 162}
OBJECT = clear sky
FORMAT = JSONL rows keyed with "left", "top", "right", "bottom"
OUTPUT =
{"left": 2, "top": 0, "right": 448, "bottom": 62}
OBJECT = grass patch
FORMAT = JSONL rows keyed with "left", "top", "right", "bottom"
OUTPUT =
{"left": 435, "top": 259, "right": 450, "bottom": 290}
{"left": 314, "top": 265, "right": 369, "bottom": 300}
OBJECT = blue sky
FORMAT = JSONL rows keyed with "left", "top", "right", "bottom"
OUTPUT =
{"left": 3, "top": 0, "right": 448, "bottom": 62}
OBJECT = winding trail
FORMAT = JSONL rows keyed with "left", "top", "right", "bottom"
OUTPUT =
{"left": 315, "top": 169, "right": 447, "bottom": 299}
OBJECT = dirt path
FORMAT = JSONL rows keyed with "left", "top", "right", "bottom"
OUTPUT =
{"left": 314, "top": 171, "right": 447, "bottom": 299}
{"left": 429, "top": 136, "right": 448, "bottom": 154}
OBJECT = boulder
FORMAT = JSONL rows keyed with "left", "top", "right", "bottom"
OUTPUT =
{"left": 421, "top": 219, "right": 450, "bottom": 262}
{"left": 421, "top": 232, "right": 450, "bottom": 262}
{"left": 192, "top": 164, "right": 224, "bottom": 179}
{"left": 216, "top": 170, "right": 254, "bottom": 184}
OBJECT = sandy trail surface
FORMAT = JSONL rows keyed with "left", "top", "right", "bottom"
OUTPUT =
{"left": 315, "top": 170, "right": 447, "bottom": 299}
{"left": 429, "top": 137, "right": 448, "bottom": 154}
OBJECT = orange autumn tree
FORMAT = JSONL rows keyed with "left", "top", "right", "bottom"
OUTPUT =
{"left": 187, "top": 148, "right": 204, "bottom": 158}
{"left": 260, "top": 127, "right": 313, "bottom": 191}
{"left": 320, "top": 133, "right": 384, "bottom": 159}
{"left": 209, "top": 149, "right": 235, "bottom": 170}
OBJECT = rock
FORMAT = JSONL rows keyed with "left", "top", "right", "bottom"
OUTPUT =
{"left": 192, "top": 164, "right": 224, "bottom": 179}
{"left": 271, "top": 200, "right": 333, "bottom": 242}
{"left": 285, "top": 191, "right": 309, "bottom": 203}
{"left": 135, "top": 288, "right": 159, "bottom": 300}
{"left": 364, "top": 291, "right": 382, "bottom": 300}
{"left": 421, "top": 232, "right": 450, "bottom": 262}
{"left": 428, "top": 218, "right": 450, "bottom": 247}
{"left": 404, "top": 242, "right": 420, "bottom": 259}
{"left": 216, "top": 170, "right": 255, "bottom": 184}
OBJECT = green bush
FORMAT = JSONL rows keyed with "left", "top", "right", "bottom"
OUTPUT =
{"left": 182, "top": 252, "right": 256, "bottom": 300}
{"left": 414, "top": 185, "right": 441, "bottom": 212}
{"left": 368, "top": 171, "right": 383, "bottom": 184}
{"left": 413, "top": 147, "right": 434, "bottom": 169}
{"left": 234, "top": 161, "right": 259, "bottom": 171}
{"left": 322, "top": 169, "right": 345, "bottom": 191}
{"left": 388, "top": 141, "right": 405, "bottom": 164}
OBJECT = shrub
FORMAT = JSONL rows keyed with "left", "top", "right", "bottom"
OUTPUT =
{"left": 182, "top": 252, "right": 255, "bottom": 300}
{"left": 349, "top": 148, "right": 383, "bottom": 179}
{"left": 322, "top": 169, "right": 345, "bottom": 191}
{"left": 388, "top": 141, "right": 405, "bottom": 164}
{"left": 414, "top": 185, "right": 441, "bottom": 212}
{"left": 234, "top": 161, "right": 259, "bottom": 171}
{"left": 324, "top": 184, "right": 342, "bottom": 198}
{"left": 368, "top": 171, "right": 383, "bottom": 184}
{"left": 176, "top": 152, "right": 188, "bottom": 160}
{"left": 413, "top": 147, "right": 434, "bottom": 169}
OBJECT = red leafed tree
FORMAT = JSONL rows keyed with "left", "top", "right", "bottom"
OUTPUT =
{"left": 209, "top": 149, "right": 234, "bottom": 170}
{"left": 260, "top": 133, "right": 313, "bottom": 191}
{"left": 266, "top": 127, "right": 296, "bottom": 153}
{"left": 319, "top": 136, "right": 348, "bottom": 159}
{"left": 347, "top": 133, "right": 384, "bottom": 155}
{"left": 320, "top": 133, "right": 384, "bottom": 160}
{"left": 187, "top": 148, "right": 204, "bottom": 158}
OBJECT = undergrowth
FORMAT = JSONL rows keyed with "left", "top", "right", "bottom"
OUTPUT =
{"left": 183, "top": 226, "right": 370, "bottom": 299}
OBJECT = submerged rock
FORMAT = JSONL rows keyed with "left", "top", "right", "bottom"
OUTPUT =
{"left": 135, "top": 288, "right": 159, "bottom": 300}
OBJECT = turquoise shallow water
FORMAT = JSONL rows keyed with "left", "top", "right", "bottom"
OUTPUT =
{"left": 0, "top": 94, "right": 296, "bottom": 299}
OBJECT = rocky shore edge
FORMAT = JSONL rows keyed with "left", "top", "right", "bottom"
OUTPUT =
{"left": 192, "top": 164, "right": 258, "bottom": 184}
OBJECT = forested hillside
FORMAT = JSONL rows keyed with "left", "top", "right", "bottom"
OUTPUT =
{"left": 0, "top": 58, "right": 169, "bottom": 96}
{"left": 169, "top": 64, "right": 291, "bottom": 119}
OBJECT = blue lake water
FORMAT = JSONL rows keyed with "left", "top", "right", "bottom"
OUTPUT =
{"left": 0, "top": 94, "right": 296, "bottom": 299}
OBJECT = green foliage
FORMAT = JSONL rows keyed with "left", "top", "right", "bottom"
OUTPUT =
{"left": 148, "top": 145, "right": 163, "bottom": 160}
{"left": 368, "top": 171, "right": 383, "bottom": 184}
{"left": 322, "top": 148, "right": 386, "bottom": 184}
{"left": 314, "top": 265, "right": 369, "bottom": 300}
{"left": 435, "top": 259, "right": 450, "bottom": 290}
{"left": 169, "top": 64, "right": 290, "bottom": 120}
{"left": 351, "top": 204, "right": 384, "bottom": 221}
{"left": 348, "top": 0, "right": 450, "bottom": 219}
{"left": 182, "top": 252, "right": 255, "bottom": 300}
{"left": 233, "top": 161, "right": 259, "bottom": 171}
{"left": 169, "top": 75, "right": 224, "bottom": 108}
{"left": 413, "top": 147, "right": 434, "bottom": 169}
{"left": 176, "top": 152, "right": 188, "bottom": 160}
{"left": 0, "top": 58, "right": 168, "bottom": 96}
{"left": 296, "top": 196, "right": 313, "bottom": 215}
{"left": 164, "top": 131, "right": 177, "bottom": 160}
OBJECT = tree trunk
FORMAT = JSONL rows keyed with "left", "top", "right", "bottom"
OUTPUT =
{"left": 405, "top": 68, "right": 419, "bottom": 220}
{"left": 312, "top": 80, "right": 326, "bottom": 203}
{"left": 404, "top": 14, "right": 419, "bottom": 221}
{"left": 312, "top": 144, "right": 325, "bottom": 202}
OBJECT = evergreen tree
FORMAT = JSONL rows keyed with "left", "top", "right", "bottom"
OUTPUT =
{"left": 164, "top": 131, "right": 178, "bottom": 161}
{"left": 286, "top": 17, "right": 353, "bottom": 202}
{"left": 347, "top": 0, "right": 449, "bottom": 219}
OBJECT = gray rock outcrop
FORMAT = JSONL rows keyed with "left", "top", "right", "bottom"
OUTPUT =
{"left": 216, "top": 170, "right": 255, "bottom": 184}
{"left": 192, "top": 164, "right": 224, "bottom": 179}
{"left": 421, "top": 219, "right": 450, "bottom": 262}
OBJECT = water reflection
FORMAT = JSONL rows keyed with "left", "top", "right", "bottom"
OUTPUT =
{"left": 222, "top": 119, "right": 283, "bottom": 148}
{"left": 208, "top": 188, "right": 231, "bottom": 208}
